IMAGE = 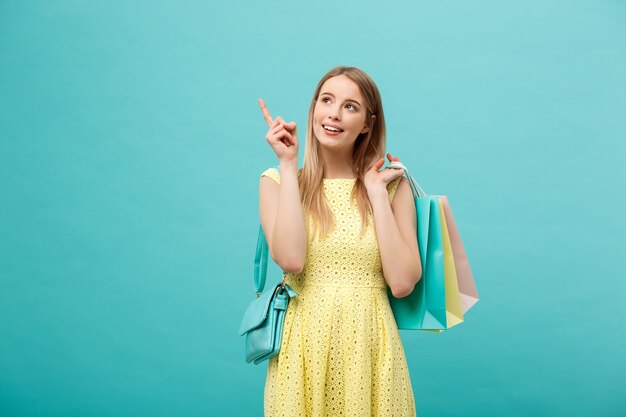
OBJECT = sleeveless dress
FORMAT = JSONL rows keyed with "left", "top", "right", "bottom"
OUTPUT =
{"left": 261, "top": 167, "right": 417, "bottom": 417}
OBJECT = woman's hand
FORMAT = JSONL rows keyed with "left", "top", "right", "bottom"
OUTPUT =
{"left": 364, "top": 153, "right": 405, "bottom": 197}
{"left": 258, "top": 98, "right": 299, "bottom": 164}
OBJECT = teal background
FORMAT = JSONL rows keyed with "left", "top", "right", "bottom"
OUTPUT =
{"left": 1, "top": 1, "right": 625, "bottom": 416}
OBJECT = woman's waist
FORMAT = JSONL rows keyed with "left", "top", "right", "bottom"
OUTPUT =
{"left": 284, "top": 272, "right": 388, "bottom": 288}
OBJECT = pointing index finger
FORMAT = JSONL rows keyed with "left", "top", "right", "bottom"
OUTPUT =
{"left": 258, "top": 98, "right": 274, "bottom": 127}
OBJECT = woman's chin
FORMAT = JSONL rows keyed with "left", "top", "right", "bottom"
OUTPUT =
{"left": 317, "top": 131, "right": 350, "bottom": 143}
{"left": 317, "top": 137, "right": 341, "bottom": 148}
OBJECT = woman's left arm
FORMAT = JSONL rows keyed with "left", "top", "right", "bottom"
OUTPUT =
{"left": 369, "top": 177, "right": 422, "bottom": 298}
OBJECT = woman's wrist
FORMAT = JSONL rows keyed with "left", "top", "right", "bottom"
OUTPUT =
{"left": 279, "top": 159, "right": 298, "bottom": 171}
{"left": 279, "top": 160, "right": 299, "bottom": 181}
{"left": 366, "top": 186, "right": 388, "bottom": 203}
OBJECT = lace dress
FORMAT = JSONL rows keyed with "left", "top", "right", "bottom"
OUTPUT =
{"left": 261, "top": 167, "right": 417, "bottom": 417}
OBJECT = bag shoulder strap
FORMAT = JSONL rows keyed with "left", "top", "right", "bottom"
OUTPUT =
{"left": 253, "top": 165, "right": 282, "bottom": 295}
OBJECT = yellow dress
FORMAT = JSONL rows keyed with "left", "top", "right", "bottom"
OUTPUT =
{"left": 261, "top": 167, "right": 417, "bottom": 417}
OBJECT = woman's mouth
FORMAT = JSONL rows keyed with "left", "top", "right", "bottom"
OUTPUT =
{"left": 322, "top": 124, "right": 344, "bottom": 136}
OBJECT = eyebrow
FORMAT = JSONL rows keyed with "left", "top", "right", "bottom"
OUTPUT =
{"left": 320, "top": 92, "right": 362, "bottom": 107}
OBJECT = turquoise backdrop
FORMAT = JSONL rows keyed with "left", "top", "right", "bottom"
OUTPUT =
{"left": 1, "top": 1, "right": 625, "bottom": 416}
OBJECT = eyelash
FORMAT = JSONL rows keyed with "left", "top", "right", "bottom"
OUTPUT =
{"left": 321, "top": 97, "right": 357, "bottom": 110}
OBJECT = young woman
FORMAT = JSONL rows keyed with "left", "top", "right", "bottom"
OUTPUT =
{"left": 258, "top": 66, "right": 422, "bottom": 416}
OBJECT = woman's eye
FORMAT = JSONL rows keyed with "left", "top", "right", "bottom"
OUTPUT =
{"left": 320, "top": 97, "right": 357, "bottom": 110}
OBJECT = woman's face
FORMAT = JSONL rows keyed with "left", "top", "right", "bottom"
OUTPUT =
{"left": 312, "top": 75, "right": 371, "bottom": 152}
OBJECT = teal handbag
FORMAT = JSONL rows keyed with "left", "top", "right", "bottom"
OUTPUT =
{"left": 386, "top": 161, "right": 448, "bottom": 331}
{"left": 239, "top": 168, "right": 297, "bottom": 364}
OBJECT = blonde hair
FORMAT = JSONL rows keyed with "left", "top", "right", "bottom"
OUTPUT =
{"left": 295, "top": 66, "right": 387, "bottom": 241}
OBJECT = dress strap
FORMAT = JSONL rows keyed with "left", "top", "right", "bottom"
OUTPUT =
{"left": 387, "top": 176, "right": 404, "bottom": 202}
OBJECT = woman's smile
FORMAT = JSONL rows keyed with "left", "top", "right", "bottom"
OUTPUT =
{"left": 322, "top": 124, "right": 343, "bottom": 136}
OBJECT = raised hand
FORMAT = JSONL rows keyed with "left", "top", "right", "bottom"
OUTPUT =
{"left": 258, "top": 98, "right": 299, "bottom": 164}
{"left": 363, "top": 153, "right": 405, "bottom": 195}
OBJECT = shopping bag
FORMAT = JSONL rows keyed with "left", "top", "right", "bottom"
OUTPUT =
{"left": 440, "top": 199, "right": 464, "bottom": 329}
{"left": 387, "top": 194, "right": 448, "bottom": 331}
{"left": 386, "top": 161, "right": 477, "bottom": 331}
{"left": 440, "top": 196, "right": 479, "bottom": 313}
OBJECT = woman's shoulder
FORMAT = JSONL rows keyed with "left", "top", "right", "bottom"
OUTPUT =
{"left": 260, "top": 166, "right": 280, "bottom": 184}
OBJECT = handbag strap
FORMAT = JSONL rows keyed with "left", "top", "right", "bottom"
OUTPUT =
{"left": 387, "top": 161, "right": 428, "bottom": 198}
{"left": 253, "top": 224, "right": 270, "bottom": 296}
{"left": 254, "top": 165, "right": 283, "bottom": 296}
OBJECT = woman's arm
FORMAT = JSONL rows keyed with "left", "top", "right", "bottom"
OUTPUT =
{"left": 259, "top": 160, "right": 307, "bottom": 273}
{"left": 369, "top": 177, "right": 422, "bottom": 298}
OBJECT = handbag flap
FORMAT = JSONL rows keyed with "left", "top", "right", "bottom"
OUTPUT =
{"left": 239, "top": 288, "right": 274, "bottom": 336}
{"left": 239, "top": 284, "right": 298, "bottom": 336}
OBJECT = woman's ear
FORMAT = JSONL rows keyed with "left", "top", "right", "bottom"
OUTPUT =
{"left": 360, "top": 114, "right": 376, "bottom": 134}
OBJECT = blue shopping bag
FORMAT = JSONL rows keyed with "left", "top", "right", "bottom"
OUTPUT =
{"left": 386, "top": 163, "right": 448, "bottom": 331}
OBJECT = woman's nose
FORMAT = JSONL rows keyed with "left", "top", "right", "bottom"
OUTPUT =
{"left": 328, "top": 105, "right": 341, "bottom": 120}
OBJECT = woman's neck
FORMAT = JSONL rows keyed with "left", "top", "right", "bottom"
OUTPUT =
{"left": 320, "top": 147, "right": 356, "bottom": 179}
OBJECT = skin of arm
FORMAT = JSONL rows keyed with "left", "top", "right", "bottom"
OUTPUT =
{"left": 259, "top": 159, "right": 307, "bottom": 273}
{"left": 368, "top": 177, "right": 422, "bottom": 298}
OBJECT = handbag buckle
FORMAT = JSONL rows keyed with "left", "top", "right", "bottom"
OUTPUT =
{"left": 273, "top": 272, "right": 289, "bottom": 297}
{"left": 256, "top": 272, "right": 288, "bottom": 298}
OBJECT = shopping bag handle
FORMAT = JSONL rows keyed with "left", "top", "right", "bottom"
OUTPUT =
{"left": 387, "top": 161, "right": 427, "bottom": 198}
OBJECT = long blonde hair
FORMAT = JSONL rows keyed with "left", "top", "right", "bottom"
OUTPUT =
{"left": 296, "top": 66, "right": 387, "bottom": 241}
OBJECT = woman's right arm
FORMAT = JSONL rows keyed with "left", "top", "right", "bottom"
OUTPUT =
{"left": 259, "top": 159, "right": 306, "bottom": 273}
{"left": 257, "top": 97, "right": 306, "bottom": 273}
